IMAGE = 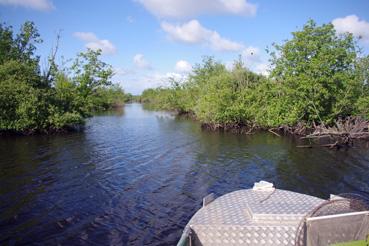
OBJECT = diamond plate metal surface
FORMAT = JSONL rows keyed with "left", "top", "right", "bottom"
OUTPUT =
{"left": 191, "top": 225, "right": 297, "bottom": 246}
{"left": 186, "top": 189, "right": 325, "bottom": 246}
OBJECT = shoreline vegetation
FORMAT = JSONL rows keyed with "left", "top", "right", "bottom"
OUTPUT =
{"left": 0, "top": 21, "right": 131, "bottom": 135}
{"left": 1, "top": 20, "right": 369, "bottom": 148}
{"left": 140, "top": 20, "right": 369, "bottom": 148}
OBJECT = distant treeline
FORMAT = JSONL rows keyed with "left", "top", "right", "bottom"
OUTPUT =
{"left": 0, "top": 21, "right": 129, "bottom": 134}
{"left": 141, "top": 20, "right": 369, "bottom": 132}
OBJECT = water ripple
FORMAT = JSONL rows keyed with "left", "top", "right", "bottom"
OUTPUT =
{"left": 1, "top": 104, "right": 369, "bottom": 245}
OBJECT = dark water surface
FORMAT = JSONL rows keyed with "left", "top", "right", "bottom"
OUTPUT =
{"left": 1, "top": 103, "right": 369, "bottom": 245}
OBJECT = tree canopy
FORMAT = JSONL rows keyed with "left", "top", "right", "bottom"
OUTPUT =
{"left": 0, "top": 21, "right": 127, "bottom": 134}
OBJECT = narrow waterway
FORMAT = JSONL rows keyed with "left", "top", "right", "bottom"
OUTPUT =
{"left": 1, "top": 103, "right": 368, "bottom": 245}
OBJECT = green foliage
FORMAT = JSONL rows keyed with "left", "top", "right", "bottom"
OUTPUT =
{"left": 141, "top": 20, "right": 369, "bottom": 129}
{"left": 271, "top": 20, "right": 359, "bottom": 125}
{"left": 354, "top": 55, "right": 369, "bottom": 119}
{"left": 0, "top": 21, "right": 127, "bottom": 134}
{"left": 72, "top": 49, "right": 113, "bottom": 97}
{"left": 3, "top": 19, "right": 368, "bottom": 133}
{"left": 91, "top": 85, "right": 127, "bottom": 110}
{"left": 141, "top": 87, "right": 174, "bottom": 110}
{"left": 193, "top": 63, "right": 235, "bottom": 124}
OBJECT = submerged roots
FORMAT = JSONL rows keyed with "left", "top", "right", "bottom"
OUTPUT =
{"left": 201, "top": 117, "right": 369, "bottom": 149}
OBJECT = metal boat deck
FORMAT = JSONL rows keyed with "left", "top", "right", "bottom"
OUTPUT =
{"left": 179, "top": 185, "right": 325, "bottom": 245}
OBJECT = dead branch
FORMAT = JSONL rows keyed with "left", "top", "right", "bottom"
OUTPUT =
{"left": 268, "top": 129, "right": 281, "bottom": 137}
{"left": 43, "top": 30, "right": 61, "bottom": 84}
{"left": 298, "top": 117, "right": 369, "bottom": 148}
{"left": 296, "top": 145, "right": 313, "bottom": 148}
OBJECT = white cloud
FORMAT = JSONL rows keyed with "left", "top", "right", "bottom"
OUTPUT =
{"left": 133, "top": 54, "right": 152, "bottom": 69}
{"left": 242, "top": 46, "right": 269, "bottom": 75}
{"left": 175, "top": 60, "right": 192, "bottom": 73}
{"left": 113, "top": 67, "right": 135, "bottom": 77}
{"left": 136, "top": 0, "right": 256, "bottom": 18}
{"left": 161, "top": 20, "right": 207, "bottom": 43}
{"left": 225, "top": 58, "right": 269, "bottom": 76}
{"left": 255, "top": 63, "right": 270, "bottom": 76}
{"left": 332, "top": 15, "right": 369, "bottom": 43}
{"left": 225, "top": 61, "right": 235, "bottom": 71}
{"left": 166, "top": 72, "right": 187, "bottom": 81}
{"left": 209, "top": 32, "right": 244, "bottom": 51}
{"left": 115, "top": 71, "right": 183, "bottom": 95}
{"left": 74, "top": 32, "right": 117, "bottom": 55}
{"left": 0, "top": 0, "right": 54, "bottom": 11}
{"left": 224, "top": 46, "right": 269, "bottom": 76}
{"left": 112, "top": 65, "right": 189, "bottom": 94}
{"left": 161, "top": 19, "right": 243, "bottom": 51}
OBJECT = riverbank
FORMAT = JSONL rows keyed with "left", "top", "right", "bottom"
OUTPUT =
{"left": 140, "top": 20, "right": 369, "bottom": 148}
{"left": 172, "top": 111, "right": 369, "bottom": 148}
{"left": 0, "top": 123, "right": 85, "bottom": 136}
{"left": 142, "top": 101, "right": 369, "bottom": 148}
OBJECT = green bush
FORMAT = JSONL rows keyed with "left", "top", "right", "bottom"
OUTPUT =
{"left": 0, "top": 21, "right": 128, "bottom": 134}
{"left": 141, "top": 20, "right": 369, "bottom": 129}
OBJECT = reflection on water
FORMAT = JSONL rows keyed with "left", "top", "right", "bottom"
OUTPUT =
{"left": 1, "top": 103, "right": 368, "bottom": 245}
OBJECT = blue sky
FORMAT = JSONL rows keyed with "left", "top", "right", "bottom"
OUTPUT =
{"left": 1, "top": 0, "right": 369, "bottom": 94}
